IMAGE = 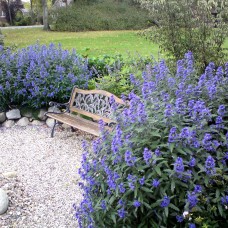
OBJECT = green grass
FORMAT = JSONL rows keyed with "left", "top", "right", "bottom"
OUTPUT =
{"left": 2, "top": 28, "right": 228, "bottom": 59}
{"left": 224, "top": 38, "right": 228, "bottom": 50}
{"left": 2, "top": 28, "right": 160, "bottom": 58}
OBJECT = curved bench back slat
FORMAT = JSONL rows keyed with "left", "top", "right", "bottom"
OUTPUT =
{"left": 69, "top": 87, "right": 125, "bottom": 123}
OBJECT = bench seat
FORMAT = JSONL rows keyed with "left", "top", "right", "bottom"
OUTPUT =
{"left": 46, "top": 112, "right": 112, "bottom": 137}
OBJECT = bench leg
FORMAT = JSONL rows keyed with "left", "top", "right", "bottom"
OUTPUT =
{"left": 51, "top": 120, "right": 57, "bottom": 138}
{"left": 71, "top": 127, "right": 76, "bottom": 132}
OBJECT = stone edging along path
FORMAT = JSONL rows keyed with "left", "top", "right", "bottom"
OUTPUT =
{"left": 0, "top": 107, "right": 67, "bottom": 129}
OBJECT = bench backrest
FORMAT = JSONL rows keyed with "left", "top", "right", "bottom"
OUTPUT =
{"left": 69, "top": 87, "right": 125, "bottom": 123}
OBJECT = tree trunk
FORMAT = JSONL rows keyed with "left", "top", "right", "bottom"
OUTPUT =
{"left": 30, "top": 0, "right": 35, "bottom": 24}
{"left": 0, "top": 28, "right": 4, "bottom": 46}
{"left": 7, "top": 0, "right": 13, "bottom": 25}
{"left": 42, "top": 0, "right": 50, "bottom": 30}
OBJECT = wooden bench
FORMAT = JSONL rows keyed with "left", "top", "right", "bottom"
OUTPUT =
{"left": 45, "top": 87, "right": 125, "bottom": 137}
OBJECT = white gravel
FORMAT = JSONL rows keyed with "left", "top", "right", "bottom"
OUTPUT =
{"left": 0, "top": 125, "right": 93, "bottom": 228}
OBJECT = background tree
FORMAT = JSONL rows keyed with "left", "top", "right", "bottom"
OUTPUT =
{"left": 139, "top": 0, "right": 228, "bottom": 70}
{"left": 1, "top": 0, "right": 23, "bottom": 25}
{"left": 42, "top": 0, "right": 49, "bottom": 30}
{"left": 0, "top": 28, "right": 4, "bottom": 46}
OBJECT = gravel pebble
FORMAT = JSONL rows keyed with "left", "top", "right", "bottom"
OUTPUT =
{"left": 0, "top": 125, "right": 94, "bottom": 227}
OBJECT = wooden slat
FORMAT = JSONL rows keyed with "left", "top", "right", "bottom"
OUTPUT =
{"left": 46, "top": 113, "right": 111, "bottom": 136}
{"left": 70, "top": 107, "right": 115, "bottom": 123}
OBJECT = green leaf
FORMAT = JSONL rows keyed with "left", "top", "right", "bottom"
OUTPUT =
{"left": 95, "top": 211, "right": 100, "bottom": 222}
{"left": 143, "top": 202, "right": 151, "bottom": 209}
{"left": 216, "top": 189, "right": 220, "bottom": 199}
{"left": 218, "top": 204, "right": 223, "bottom": 217}
{"left": 109, "top": 196, "right": 115, "bottom": 205}
{"left": 141, "top": 187, "right": 153, "bottom": 193}
{"left": 169, "top": 143, "right": 175, "bottom": 153}
{"left": 151, "top": 201, "right": 161, "bottom": 208}
{"left": 204, "top": 176, "right": 209, "bottom": 186}
{"left": 197, "top": 163, "right": 205, "bottom": 171}
{"left": 155, "top": 166, "right": 162, "bottom": 176}
{"left": 111, "top": 213, "right": 116, "bottom": 224}
{"left": 134, "top": 188, "right": 138, "bottom": 198}
{"left": 171, "top": 180, "right": 175, "bottom": 193}
{"left": 169, "top": 203, "right": 180, "bottom": 211}
{"left": 165, "top": 207, "right": 169, "bottom": 217}
{"left": 151, "top": 131, "right": 161, "bottom": 137}
{"left": 101, "top": 183, "right": 105, "bottom": 192}
{"left": 94, "top": 198, "right": 101, "bottom": 209}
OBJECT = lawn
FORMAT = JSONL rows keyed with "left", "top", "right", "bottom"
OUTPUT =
{"left": 2, "top": 28, "right": 160, "bottom": 58}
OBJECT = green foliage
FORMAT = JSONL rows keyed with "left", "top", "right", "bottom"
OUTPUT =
{"left": 88, "top": 54, "right": 131, "bottom": 96}
{"left": 1, "top": 0, "right": 24, "bottom": 25}
{"left": 14, "top": 11, "right": 32, "bottom": 26}
{"left": 139, "top": 0, "right": 228, "bottom": 71}
{"left": 50, "top": 0, "right": 151, "bottom": 31}
{"left": 0, "top": 44, "right": 91, "bottom": 110}
{"left": 0, "top": 29, "right": 4, "bottom": 46}
{"left": 89, "top": 53, "right": 156, "bottom": 96}
{"left": 76, "top": 53, "right": 228, "bottom": 227}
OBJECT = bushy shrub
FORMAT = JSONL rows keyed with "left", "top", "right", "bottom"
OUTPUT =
{"left": 50, "top": 0, "right": 151, "bottom": 32}
{"left": 75, "top": 52, "right": 228, "bottom": 227}
{"left": 0, "top": 44, "right": 91, "bottom": 111}
{"left": 89, "top": 53, "right": 157, "bottom": 96}
{"left": 139, "top": 0, "right": 228, "bottom": 71}
{"left": 1, "top": 0, "right": 23, "bottom": 25}
{"left": 14, "top": 12, "right": 32, "bottom": 26}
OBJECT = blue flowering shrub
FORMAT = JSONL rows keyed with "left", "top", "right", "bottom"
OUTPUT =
{"left": 0, "top": 44, "right": 91, "bottom": 111}
{"left": 75, "top": 52, "right": 228, "bottom": 227}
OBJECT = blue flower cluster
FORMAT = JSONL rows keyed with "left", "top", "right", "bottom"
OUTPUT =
{"left": 75, "top": 52, "right": 228, "bottom": 227}
{"left": 0, "top": 44, "right": 91, "bottom": 110}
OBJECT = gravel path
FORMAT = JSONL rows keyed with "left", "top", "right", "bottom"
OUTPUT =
{"left": 0, "top": 125, "right": 93, "bottom": 228}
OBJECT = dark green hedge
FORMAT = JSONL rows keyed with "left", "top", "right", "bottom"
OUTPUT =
{"left": 50, "top": 0, "right": 151, "bottom": 32}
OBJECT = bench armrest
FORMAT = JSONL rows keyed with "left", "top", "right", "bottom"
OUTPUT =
{"left": 107, "top": 122, "right": 116, "bottom": 128}
{"left": 45, "top": 101, "right": 70, "bottom": 116}
{"left": 49, "top": 101, "right": 69, "bottom": 109}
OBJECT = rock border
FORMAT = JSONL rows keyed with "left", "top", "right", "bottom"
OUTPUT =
{"left": 0, "top": 107, "right": 64, "bottom": 129}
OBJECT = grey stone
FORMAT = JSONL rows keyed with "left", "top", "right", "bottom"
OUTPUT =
{"left": 37, "top": 109, "right": 47, "bottom": 121}
{"left": 62, "top": 123, "right": 71, "bottom": 129}
{"left": 31, "top": 120, "right": 45, "bottom": 126}
{"left": 2, "top": 171, "right": 17, "bottom": 178}
{"left": 46, "top": 118, "right": 55, "bottom": 128}
{"left": 0, "top": 112, "right": 6, "bottom": 123}
{"left": 6, "top": 109, "right": 21, "bottom": 120}
{"left": 17, "top": 117, "right": 29, "bottom": 127}
{"left": 48, "top": 106, "right": 61, "bottom": 113}
{"left": 0, "top": 188, "right": 9, "bottom": 215}
{"left": 2, "top": 120, "right": 15, "bottom": 128}
{"left": 20, "top": 107, "right": 33, "bottom": 118}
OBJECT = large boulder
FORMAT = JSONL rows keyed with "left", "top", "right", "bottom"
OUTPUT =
{"left": 48, "top": 106, "right": 61, "bottom": 113}
{"left": 6, "top": 109, "right": 21, "bottom": 120}
{"left": 62, "top": 123, "right": 71, "bottom": 129}
{"left": 0, "top": 112, "right": 6, "bottom": 123}
{"left": 2, "top": 120, "right": 15, "bottom": 128}
{"left": 46, "top": 118, "right": 55, "bottom": 128}
{"left": 17, "top": 117, "right": 29, "bottom": 127}
{"left": 2, "top": 171, "right": 17, "bottom": 178}
{"left": 0, "top": 188, "right": 9, "bottom": 215}
{"left": 37, "top": 109, "right": 47, "bottom": 121}
{"left": 31, "top": 120, "right": 45, "bottom": 126}
{"left": 20, "top": 107, "right": 33, "bottom": 118}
